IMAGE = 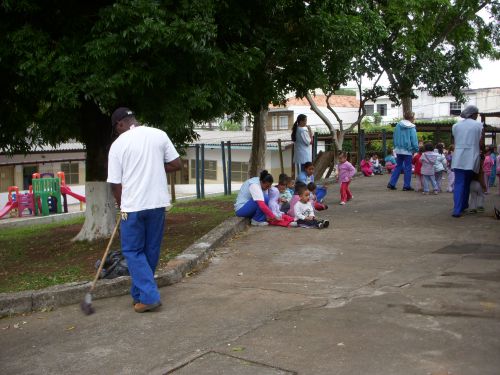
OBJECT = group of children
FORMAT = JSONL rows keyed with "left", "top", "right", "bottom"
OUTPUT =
{"left": 409, "top": 143, "right": 499, "bottom": 212}
{"left": 360, "top": 154, "right": 383, "bottom": 176}
{"left": 263, "top": 153, "right": 357, "bottom": 230}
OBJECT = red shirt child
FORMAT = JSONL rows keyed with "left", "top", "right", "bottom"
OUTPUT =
{"left": 412, "top": 152, "right": 422, "bottom": 176}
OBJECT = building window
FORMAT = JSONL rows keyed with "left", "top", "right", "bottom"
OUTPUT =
{"left": 230, "top": 161, "right": 249, "bottom": 182}
{"left": 377, "top": 104, "right": 387, "bottom": 116}
{"left": 60, "top": 163, "right": 79, "bottom": 184}
{"left": 279, "top": 116, "right": 288, "bottom": 130}
{"left": 450, "top": 102, "right": 461, "bottom": 116}
{"left": 190, "top": 160, "right": 217, "bottom": 180}
{"left": 364, "top": 104, "right": 374, "bottom": 115}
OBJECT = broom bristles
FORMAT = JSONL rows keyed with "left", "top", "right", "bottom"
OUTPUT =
{"left": 80, "top": 293, "right": 95, "bottom": 315}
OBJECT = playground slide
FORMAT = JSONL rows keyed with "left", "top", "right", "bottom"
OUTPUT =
{"left": 61, "top": 186, "right": 86, "bottom": 203}
{"left": 0, "top": 201, "right": 17, "bottom": 219}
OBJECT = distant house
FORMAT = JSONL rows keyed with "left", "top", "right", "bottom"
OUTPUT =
{"left": 268, "top": 95, "right": 360, "bottom": 132}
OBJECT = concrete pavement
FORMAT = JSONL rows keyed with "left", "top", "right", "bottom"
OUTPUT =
{"left": 1, "top": 175, "right": 499, "bottom": 375}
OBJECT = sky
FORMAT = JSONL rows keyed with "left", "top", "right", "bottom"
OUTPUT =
{"left": 467, "top": 59, "right": 500, "bottom": 89}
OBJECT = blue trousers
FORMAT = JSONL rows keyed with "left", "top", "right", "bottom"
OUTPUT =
{"left": 235, "top": 195, "right": 269, "bottom": 222}
{"left": 389, "top": 154, "right": 412, "bottom": 189}
{"left": 120, "top": 208, "right": 165, "bottom": 304}
{"left": 453, "top": 169, "right": 474, "bottom": 216}
{"left": 316, "top": 186, "right": 327, "bottom": 201}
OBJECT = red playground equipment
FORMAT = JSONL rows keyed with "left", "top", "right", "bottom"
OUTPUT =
{"left": 0, "top": 186, "right": 36, "bottom": 219}
{"left": 57, "top": 171, "right": 86, "bottom": 212}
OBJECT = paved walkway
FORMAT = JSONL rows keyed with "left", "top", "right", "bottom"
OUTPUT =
{"left": 1, "top": 176, "right": 499, "bottom": 375}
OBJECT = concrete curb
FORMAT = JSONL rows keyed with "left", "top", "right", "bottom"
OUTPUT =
{"left": 0, "top": 211, "right": 85, "bottom": 229}
{"left": 0, "top": 216, "right": 248, "bottom": 317}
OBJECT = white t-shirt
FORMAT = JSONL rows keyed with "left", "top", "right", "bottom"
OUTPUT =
{"left": 107, "top": 126, "right": 179, "bottom": 212}
{"left": 294, "top": 200, "right": 315, "bottom": 220}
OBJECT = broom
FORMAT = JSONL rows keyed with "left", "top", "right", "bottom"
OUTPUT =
{"left": 80, "top": 214, "right": 121, "bottom": 315}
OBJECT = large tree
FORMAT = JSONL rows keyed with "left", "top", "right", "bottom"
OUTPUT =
{"left": 0, "top": 0, "right": 240, "bottom": 240}
{"left": 215, "top": 0, "right": 319, "bottom": 177}
{"left": 367, "top": 0, "right": 499, "bottom": 117}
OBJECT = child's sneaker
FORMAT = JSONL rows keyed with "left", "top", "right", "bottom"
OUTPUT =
{"left": 317, "top": 222, "right": 324, "bottom": 229}
{"left": 422, "top": 191, "right": 429, "bottom": 195}
{"left": 477, "top": 207, "right": 485, "bottom": 213}
{"left": 434, "top": 191, "right": 439, "bottom": 195}
{"left": 322, "top": 220, "right": 330, "bottom": 228}
{"left": 251, "top": 219, "right": 269, "bottom": 226}
{"left": 339, "top": 201, "right": 346, "bottom": 205}
{"left": 289, "top": 221, "right": 298, "bottom": 227}
{"left": 468, "top": 208, "right": 478, "bottom": 214}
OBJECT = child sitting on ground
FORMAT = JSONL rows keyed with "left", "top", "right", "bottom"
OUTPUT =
{"left": 370, "top": 153, "right": 383, "bottom": 175}
{"left": 337, "top": 151, "right": 356, "bottom": 205}
{"left": 296, "top": 162, "right": 328, "bottom": 202}
{"left": 420, "top": 142, "right": 439, "bottom": 195}
{"left": 384, "top": 149, "right": 397, "bottom": 174}
{"left": 287, "top": 181, "right": 307, "bottom": 218}
{"left": 360, "top": 155, "right": 373, "bottom": 176}
{"left": 307, "top": 182, "right": 328, "bottom": 211}
{"left": 294, "top": 185, "right": 330, "bottom": 229}
{"left": 278, "top": 174, "right": 293, "bottom": 212}
{"left": 267, "top": 186, "right": 296, "bottom": 227}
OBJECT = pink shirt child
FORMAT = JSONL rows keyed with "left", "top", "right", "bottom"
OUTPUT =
{"left": 360, "top": 159, "right": 373, "bottom": 176}
{"left": 420, "top": 151, "right": 438, "bottom": 176}
{"left": 338, "top": 160, "right": 356, "bottom": 182}
{"left": 483, "top": 154, "right": 493, "bottom": 174}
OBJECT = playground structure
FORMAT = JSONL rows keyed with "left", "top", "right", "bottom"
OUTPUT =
{"left": 0, "top": 172, "right": 86, "bottom": 219}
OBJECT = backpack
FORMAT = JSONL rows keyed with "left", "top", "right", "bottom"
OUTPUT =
{"left": 95, "top": 250, "right": 130, "bottom": 279}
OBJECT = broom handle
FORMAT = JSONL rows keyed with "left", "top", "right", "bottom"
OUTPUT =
{"left": 89, "top": 214, "right": 121, "bottom": 292}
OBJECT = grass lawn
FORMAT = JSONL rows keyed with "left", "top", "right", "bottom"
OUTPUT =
{"left": 0, "top": 194, "right": 236, "bottom": 293}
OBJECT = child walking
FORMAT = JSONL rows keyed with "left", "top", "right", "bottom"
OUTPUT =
{"left": 412, "top": 146, "right": 423, "bottom": 192}
{"left": 337, "top": 152, "right": 356, "bottom": 205}
{"left": 294, "top": 187, "right": 329, "bottom": 229}
{"left": 434, "top": 143, "right": 447, "bottom": 192}
{"left": 420, "top": 143, "right": 439, "bottom": 195}
{"left": 446, "top": 144, "right": 455, "bottom": 193}
{"left": 483, "top": 148, "right": 494, "bottom": 194}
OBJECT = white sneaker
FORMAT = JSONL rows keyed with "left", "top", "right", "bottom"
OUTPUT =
{"left": 251, "top": 219, "right": 269, "bottom": 226}
{"left": 289, "top": 221, "right": 298, "bottom": 227}
{"left": 339, "top": 201, "right": 346, "bottom": 205}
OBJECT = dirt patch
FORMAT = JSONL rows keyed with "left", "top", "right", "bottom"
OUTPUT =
{"left": 0, "top": 199, "right": 235, "bottom": 292}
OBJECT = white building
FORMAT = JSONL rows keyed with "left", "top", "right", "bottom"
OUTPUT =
{"left": 363, "top": 87, "right": 500, "bottom": 126}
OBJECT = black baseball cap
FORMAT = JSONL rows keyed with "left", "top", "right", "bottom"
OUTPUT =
{"left": 111, "top": 107, "right": 134, "bottom": 127}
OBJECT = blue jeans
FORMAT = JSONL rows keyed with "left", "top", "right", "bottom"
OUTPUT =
{"left": 235, "top": 195, "right": 269, "bottom": 222}
{"left": 453, "top": 169, "right": 474, "bottom": 216}
{"left": 422, "top": 175, "right": 438, "bottom": 192}
{"left": 389, "top": 154, "right": 413, "bottom": 189}
{"left": 316, "top": 186, "right": 327, "bottom": 201}
{"left": 120, "top": 208, "right": 165, "bottom": 304}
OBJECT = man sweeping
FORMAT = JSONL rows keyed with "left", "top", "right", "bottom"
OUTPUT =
{"left": 107, "top": 107, "right": 181, "bottom": 312}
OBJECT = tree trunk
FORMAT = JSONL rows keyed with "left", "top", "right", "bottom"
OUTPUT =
{"left": 401, "top": 96, "right": 413, "bottom": 119}
{"left": 73, "top": 101, "right": 117, "bottom": 241}
{"left": 72, "top": 182, "right": 117, "bottom": 242}
{"left": 248, "top": 106, "right": 267, "bottom": 178}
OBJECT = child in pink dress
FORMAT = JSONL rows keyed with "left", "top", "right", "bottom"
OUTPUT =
{"left": 360, "top": 156, "right": 373, "bottom": 176}
{"left": 267, "top": 186, "right": 296, "bottom": 227}
{"left": 497, "top": 146, "right": 500, "bottom": 195}
{"left": 337, "top": 152, "right": 356, "bottom": 205}
{"left": 483, "top": 148, "right": 494, "bottom": 194}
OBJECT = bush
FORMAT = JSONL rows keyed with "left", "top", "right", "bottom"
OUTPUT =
{"left": 219, "top": 120, "right": 241, "bottom": 131}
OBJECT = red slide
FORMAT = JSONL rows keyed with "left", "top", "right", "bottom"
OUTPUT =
{"left": 0, "top": 201, "right": 17, "bottom": 219}
{"left": 60, "top": 186, "right": 86, "bottom": 203}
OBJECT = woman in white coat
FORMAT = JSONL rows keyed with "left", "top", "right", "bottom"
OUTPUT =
{"left": 451, "top": 105, "right": 483, "bottom": 217}
{"left": 291, "top": 114, "right": 313, "bottom": 173}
